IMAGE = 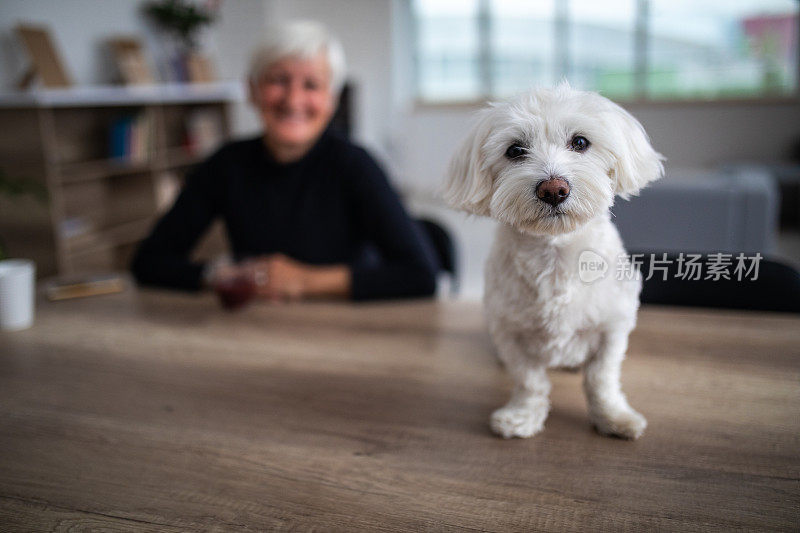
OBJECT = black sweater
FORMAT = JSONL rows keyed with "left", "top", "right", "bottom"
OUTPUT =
{"left": 131, "top": 130, "right": 437, "bottom": 300}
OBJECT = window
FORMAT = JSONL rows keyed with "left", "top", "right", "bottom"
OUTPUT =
{"left": 489, "top": 1, "right": 556, "bottom": 96}
{"left": 648, "top": 1, "right": 798, "bottom": 98}
{"left": 415, "top": 0, "right": 482, "bottom": 101}
{"left": 412, "top": 0, "right": 799, "bottom": 102}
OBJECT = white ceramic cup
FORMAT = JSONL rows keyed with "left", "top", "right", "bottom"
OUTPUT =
{"left": 0, "top": 259, "right": 36, "bottom": 331}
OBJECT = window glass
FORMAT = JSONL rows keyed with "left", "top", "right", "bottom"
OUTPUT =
{"left": 412, "top": 0, "right": 799, "bottom": 102}
{"left": 490, "top": 0, "right": 555, "bottom": 97}
{"left": 414, "top": 0, "right": 481, "bottom": 101}
{"left": 648, "top": 0, "right": 798, "bottom": 98}
{"left": 568, "top": 0, "right": 637, "bottom": 98}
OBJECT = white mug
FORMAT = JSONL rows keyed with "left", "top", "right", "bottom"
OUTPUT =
{"left": 0, "top": 259, "right": 36, "bottom": 331}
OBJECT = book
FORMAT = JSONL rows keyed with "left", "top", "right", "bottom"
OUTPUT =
{"left": 44, "top": 273, "right": 126, "bottom": 301}
{"left": 109, "top": 113, "right": 151, "bottom": 163}
{"left": 186, "top": 109, "right": 223, "bottom": 157}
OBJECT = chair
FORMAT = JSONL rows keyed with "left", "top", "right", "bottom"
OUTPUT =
{"left": 417, "top": 218, "right": 459, "bottom": 296}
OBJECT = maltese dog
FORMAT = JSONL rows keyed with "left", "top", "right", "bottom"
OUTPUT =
{"left": 443, "top": 84, "right": 664, "bottom": 439}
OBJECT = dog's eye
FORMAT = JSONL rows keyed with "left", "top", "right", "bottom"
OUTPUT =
{"left": 505, "top": 143, "right": 526, "bottom": 160}
{"left": 570, "top": 136, "right": 590, "bottom": 153}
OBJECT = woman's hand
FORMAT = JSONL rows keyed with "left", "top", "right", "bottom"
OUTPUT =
{"left": 242, "top": 254, "right": 351, "bottom": 302}
{"left": 242, "top": 254, "right": 305, "bottom": 302}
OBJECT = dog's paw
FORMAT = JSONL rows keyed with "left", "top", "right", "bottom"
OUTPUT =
{"left": 490, "top": 401, "right": 548, "bottom": 439}
{"left": 592, "top": 408, "right": 647, "bottom": 440}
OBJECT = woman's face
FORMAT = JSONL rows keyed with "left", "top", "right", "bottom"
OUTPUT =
{"left": 252, "top": 54, "right": 336, "bottom": 158}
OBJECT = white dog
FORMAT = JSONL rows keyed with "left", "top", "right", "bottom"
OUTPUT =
{"left": 443, "top": 84, "right": 664, "bottom": 439}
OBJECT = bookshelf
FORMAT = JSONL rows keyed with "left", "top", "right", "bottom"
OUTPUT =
{"left": 0, "top": 82, "right": 241, "bottom": 276}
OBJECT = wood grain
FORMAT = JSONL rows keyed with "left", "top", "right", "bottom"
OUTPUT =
{"left": 0, "top": 290, "right": 798, "bottom": 531}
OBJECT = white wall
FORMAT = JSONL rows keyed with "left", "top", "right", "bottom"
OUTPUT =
{"left": 211, "top": 0, "right": 268, "bottom": 135}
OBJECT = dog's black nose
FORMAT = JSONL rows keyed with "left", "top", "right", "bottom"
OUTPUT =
{"left": 536, "top": 178, "right": 570, "bottom": 206}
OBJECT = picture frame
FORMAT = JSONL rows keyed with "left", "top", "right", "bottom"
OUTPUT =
{"left": 15, "top": 24, "right": 71, "bottom": 88}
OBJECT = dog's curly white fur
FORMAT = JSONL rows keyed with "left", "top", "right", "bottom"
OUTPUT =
{"left": 443, "top": 84, "right": 664, "bottom": 439}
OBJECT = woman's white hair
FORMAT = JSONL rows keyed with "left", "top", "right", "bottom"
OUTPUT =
{"left": 248, "top": 20, "right": 347, "bottom": 97}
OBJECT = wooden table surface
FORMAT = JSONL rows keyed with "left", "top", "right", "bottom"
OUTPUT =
{"left": 0, "top": 289, "right": 798, "bottom": 532}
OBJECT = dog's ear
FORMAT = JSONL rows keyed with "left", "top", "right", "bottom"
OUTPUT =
{"left": 440, "top": 108, "right": 495, "bottom": 216}
{"left": 605, "top": 102, "right": 665, "bottom": 199}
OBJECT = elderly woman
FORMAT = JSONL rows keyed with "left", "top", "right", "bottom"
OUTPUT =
{"left": 132, "top": 21, "right": 437, "bottom": 301}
